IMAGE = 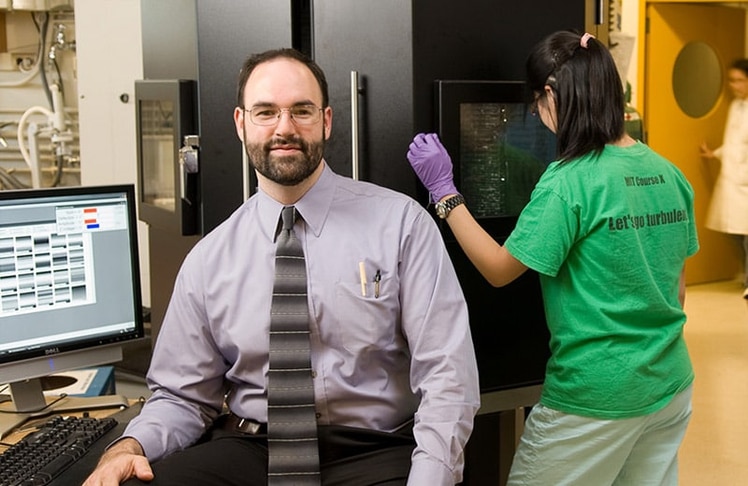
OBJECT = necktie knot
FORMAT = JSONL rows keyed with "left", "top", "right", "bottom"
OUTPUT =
{"left": 281, "top": 206, "right": 296, "bottom": 232}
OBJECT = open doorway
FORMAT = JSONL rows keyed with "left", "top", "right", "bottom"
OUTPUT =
{"left": 644, "top": 2, "right": 746, "bottom": 284}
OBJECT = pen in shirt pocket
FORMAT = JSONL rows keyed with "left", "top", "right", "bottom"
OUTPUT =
{"left": 358, "top": 262, "right": 382, "bottom": 298}
{"left": 374, "top": 270, "right": 381, "bottom": 298}
{"left": 359, "top": 261, "right": 367, "bottom": 296}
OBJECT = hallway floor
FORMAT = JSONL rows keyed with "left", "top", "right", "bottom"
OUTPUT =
{"left": 680, "top": 278, "right": 748, "bottom": 485}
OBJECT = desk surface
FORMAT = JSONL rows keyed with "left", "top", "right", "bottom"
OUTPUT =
{"left": 0, "top": 399, "right": 143, "bottom": 485}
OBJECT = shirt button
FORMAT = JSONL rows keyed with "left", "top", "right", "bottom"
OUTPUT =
{"left": 311, "top": 370, "right": 317, "bottom": 378}
{"left": 315, "top": 413, "right": 321, "bottom": 419}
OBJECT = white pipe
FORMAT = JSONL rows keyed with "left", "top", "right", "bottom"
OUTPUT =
{"left": 27, "top": 122, "right": 42, "bottom": 188}
{"left": 16, "top": 105, "right": 54, "bottom": 175}
{"left": 0, "top": 107, "right": 78, "bottom": 116}
{"left": 50, "top": 84, "right": 66, "bottom": 132}
{"left": 0, "top": 63, "right": 40, "bottom": 88}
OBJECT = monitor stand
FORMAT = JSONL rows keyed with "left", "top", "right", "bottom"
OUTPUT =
{"left": 0, "top": 378, "right": 131, "bottom": 439}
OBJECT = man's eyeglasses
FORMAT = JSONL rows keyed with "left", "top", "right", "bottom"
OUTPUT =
{"left": 243, "top": 104, "right": 323, "bottom": 126}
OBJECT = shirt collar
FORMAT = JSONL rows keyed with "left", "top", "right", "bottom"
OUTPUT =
{"left": 256, "top": 160, "right": 335, "bottom": 241}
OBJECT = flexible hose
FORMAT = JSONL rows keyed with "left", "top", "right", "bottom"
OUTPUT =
{"left": 17, "top": 105, "right": 54, "bottom": 186}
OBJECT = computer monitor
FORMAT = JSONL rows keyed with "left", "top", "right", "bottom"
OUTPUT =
{"left": 0, "top": 184, "right": 145, "bottom": 437}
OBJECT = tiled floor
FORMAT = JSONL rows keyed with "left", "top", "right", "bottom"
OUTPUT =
{"left": 113, "top": 278, "right": 748, "bottom": 484}
{"left": 680, "top": 278, "right": 748, "bottom": 485}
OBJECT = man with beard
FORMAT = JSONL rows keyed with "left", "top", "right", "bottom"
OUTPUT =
{"left": 82, "top": 49, "right": 479, "bottom": 486}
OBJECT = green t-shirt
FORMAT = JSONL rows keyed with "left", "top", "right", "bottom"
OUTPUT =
{"left": 505, "top": 142, "right": 698, "bottom": 419}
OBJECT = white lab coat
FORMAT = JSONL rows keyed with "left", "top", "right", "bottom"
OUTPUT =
{"left": 706, "top": 98, "right": 748, "bottom": 235}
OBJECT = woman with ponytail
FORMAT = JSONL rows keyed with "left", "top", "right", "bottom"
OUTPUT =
{"left": 407, "top": 30, "right": 698, "bottom": 485}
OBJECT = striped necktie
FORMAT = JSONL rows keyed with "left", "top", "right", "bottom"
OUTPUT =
{"left": 267, "top": 206, "right": 320, "bottom": 485}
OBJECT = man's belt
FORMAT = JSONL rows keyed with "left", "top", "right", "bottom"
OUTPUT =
{"left": 218, "top": 412, "right": 267, "bottom": 435}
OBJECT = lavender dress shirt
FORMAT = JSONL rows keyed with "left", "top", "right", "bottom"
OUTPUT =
{"left": 123, "top": 162, "right": 480, "bottom": 484}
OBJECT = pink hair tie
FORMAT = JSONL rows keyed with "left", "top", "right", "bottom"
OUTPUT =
{"left": 580, "top": 33, "right": 595, "bottom": 48}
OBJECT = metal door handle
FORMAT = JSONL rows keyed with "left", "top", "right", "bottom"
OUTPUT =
{"left": 178, "top": 135, "right": 199, "bottom": 204}
{"left": 350, "top": 70, "right": 360, "bottom": 180}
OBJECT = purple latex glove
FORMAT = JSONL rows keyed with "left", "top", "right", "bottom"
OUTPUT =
{"left": 406, "top": 133, "right": 459, "bottom": 203}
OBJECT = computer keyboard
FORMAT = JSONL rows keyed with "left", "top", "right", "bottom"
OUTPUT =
{"left": 0, "top": 414, "right": 117, "bottom": 486}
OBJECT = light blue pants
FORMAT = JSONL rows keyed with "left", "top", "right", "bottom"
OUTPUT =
{"left": 507, "top": 385, "right": 693, "bottom": 486}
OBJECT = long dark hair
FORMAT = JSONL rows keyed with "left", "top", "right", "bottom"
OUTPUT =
{"left": 525, "top": 30, "right": 625, "bottom": 162}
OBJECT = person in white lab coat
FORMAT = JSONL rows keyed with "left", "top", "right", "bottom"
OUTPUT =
{"left": 700, "top": 58, "right": 748, "bottom": 299}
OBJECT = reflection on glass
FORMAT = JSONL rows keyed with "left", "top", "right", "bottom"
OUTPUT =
{"left": 459, "top": 103, "right": 555, "bottom": 218}
{"left": 140, "top": 100, "right": 176, "bottom": 211}
{"left": 672, "top": 41, "right": 721, "bottom": 118}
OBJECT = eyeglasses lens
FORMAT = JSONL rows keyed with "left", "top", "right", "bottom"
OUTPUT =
{"left": 247, "top": 105, "right": 322, "bottom": 126}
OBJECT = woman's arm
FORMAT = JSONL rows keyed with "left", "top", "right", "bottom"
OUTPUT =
{"left": 439, "top": 197, "right": 528, "bottom": 287}
{"left": 407, "top": 133, "right": 529, "bottom": 287}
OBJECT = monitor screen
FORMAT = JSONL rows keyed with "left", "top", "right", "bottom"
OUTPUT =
{"left": 436, "top": 80, "right": 557, "bottom": 224}
{"left": 0, "top": 184, "right": 144, "bottom": 436}
{"left": 458, "top": 101, "right": 555, "bottom": 218}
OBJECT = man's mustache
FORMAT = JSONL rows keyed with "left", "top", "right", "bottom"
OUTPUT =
{"left": 266, "top": 137, "right": 306, "bottom": 151}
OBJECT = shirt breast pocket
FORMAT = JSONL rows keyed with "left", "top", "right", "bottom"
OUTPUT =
{"left": 330, "top": 277, "right": 398, "bottom": 354}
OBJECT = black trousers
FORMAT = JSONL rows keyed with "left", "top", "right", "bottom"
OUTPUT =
{"left": 123, "top": 421, "right": 415, "bottom": 486}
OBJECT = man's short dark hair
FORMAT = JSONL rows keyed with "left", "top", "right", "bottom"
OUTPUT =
{"left": 236, "top": 48, "right": 329, "bottom": 109}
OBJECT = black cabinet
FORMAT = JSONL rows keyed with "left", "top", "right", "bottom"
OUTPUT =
{"left": 309, "top": 1, "right": 603, "bottom": 398}
{"left": 139, "top": 6, "right": 607, "bottom": 471}
{"left": 195, "top": 0, "right": 295, "bottom": 233}
{"left": 312, "top": 1, "right": 605, "bottom": 202}
{"left": 313, "top": 0, "right": 417, "bottom": 197}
